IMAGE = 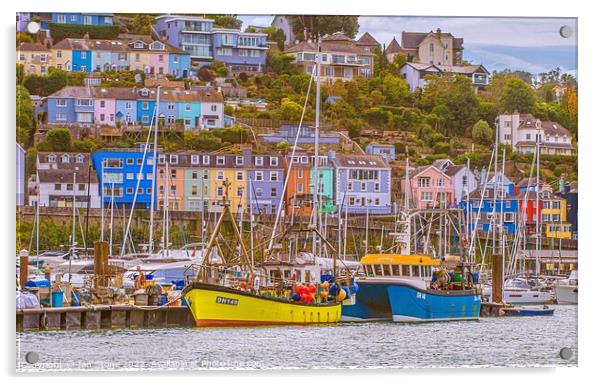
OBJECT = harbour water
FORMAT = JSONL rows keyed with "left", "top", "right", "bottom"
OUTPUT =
{"left": 16, "top": 305, "right": 577, "bottom": 371}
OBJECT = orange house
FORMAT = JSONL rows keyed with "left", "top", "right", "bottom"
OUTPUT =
{"left": 157, "top": 153, "right": 186, "bottom": 211}
{"left": 284, "top": 150, "right": 313, "bottom": 217}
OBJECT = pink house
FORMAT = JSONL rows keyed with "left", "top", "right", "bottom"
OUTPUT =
{"left": 404, "top": 165, "right": 455, "bottom": 209}
{"left": 94, "top": 97, "right": 116, "bottom": 127}
{"left": 148, "top": 41, "right": 168, "bottom": 76}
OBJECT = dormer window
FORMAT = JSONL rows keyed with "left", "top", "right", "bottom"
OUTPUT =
{"left": 48, "top": 154, "right": 56, "bottom": 163}
{"left": 150, "top": 41, "right": 165, "bottom": 50}
{"left": 191, "top": 155, "right": 199, "bottom": 165}
{"left": 76, "top": 154, "right": 84, "bottom": 163}
{"left": 62, "top": 154, "right": 70, "bottom": 163}
{"left": 140, "top": 88, "right": 149, "bottom": 97}
{"left": 133, "top": 41, "right": 144, "bottom": 49}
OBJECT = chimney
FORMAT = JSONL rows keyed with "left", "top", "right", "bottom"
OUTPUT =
{"left": 436, "top": 28, "right": 441, "bottom": 39}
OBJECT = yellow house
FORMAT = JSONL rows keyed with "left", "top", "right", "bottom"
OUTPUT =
{"left": 542, "top": 194, "right": 572, "bottom": 239}
{"left": 127, "top": 40, "right": 152, "bottom": 73}
{"left": 207, "top": 154, "right": 248, "bottom": 215}
{"left": 50, "top": 47, "right": 73, "bottom": 72}
{"left": 17, "top": 43, "right": 51, "bottom": 75}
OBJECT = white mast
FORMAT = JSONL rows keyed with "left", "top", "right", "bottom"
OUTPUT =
{"left": 68, "top": 169, "right": 77, "bottom": 283}
{"left": 148, "top": 86, "right": 161, "bottom": 253}
{"left": 36, "top": 170, "right": 40, "bottom": 258}
{"left": 535, "top": 131, "right": 541, "bottom": 275}
{"left": 100, "top": 161, "right": 105, "bottom": 241}
{"left": 312, "top": 38, "right": 322, "bottom": 258}
{"left": 492, "top": 118, "right": 499, "bottom": 256}
{"left": 109, "top": 183, "right": 115, "bottom": 256}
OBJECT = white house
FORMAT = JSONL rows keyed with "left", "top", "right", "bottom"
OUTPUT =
{"left": 497, "top": 113, "right": 575, "bottom": 156}
{"left": 30, "top": 152, "right": 101, "bottom": 208}
{"left": 271, "top": 16, "right": 295, "bottom": 47}
{"left": 400, "top": 62, "right": 490, "bottom": 93}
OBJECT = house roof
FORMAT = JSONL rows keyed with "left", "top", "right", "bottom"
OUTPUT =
{"left": 402, "top": 62, "right": 489, "bottom": 75}
{"left": 409, "top": 164, "right": 450, "bottom": 179}
{"left": 356, "top": 32, "right": 380, "bottom": 46}
{"left": 37, "top": 152, "right": 97, "bottom": 184}
{"left": 51, "top": 38, "right": 187, "bottom": 55}
{"left": 285, "top": 37, "right": 371, "bottom": 56}
{"left": 384, "top": 37, "right": 403, "bottom": 55}
{"left": 516, "top": 113, "right": 572, "bottom": 137}
{"left": 401, "top": 31, "right": 463, "bottom": 50}
{"left": 17, "top": 42, "right": 49, "bottom": 52}
{"left": 444, "top": 165, "right": 469, "bottom": 177}
{"left": 331, "top": 154, "right": 389, "bottom": 169}
{"left": 48, "top": 86, "right": 224, "bottom": 103}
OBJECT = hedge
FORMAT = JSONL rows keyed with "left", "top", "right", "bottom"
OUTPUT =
{"left": 49, "top": 23, "right": 120, "bottom": 43}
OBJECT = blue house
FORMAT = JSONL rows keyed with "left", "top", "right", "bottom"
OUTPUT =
{"left": 365, "top": 143, "right": 396, "bottom": 161}
{"left": 72, "top": 48, "right": 92, "bottom": 72}
{"left": 91, "top": 148, "right": 157, "bottom": 209}
{"left": 153, "top": 14, "right": 268, "bottom": 72}
{"left": 46, "top": 86, "right": 95, "bottom": 124}
{"left": 462, "top": 186, "right": 519, "bottom": 235}
{"left": 331, "top": 152, "right": 392, "bottom": 215}
{"left": 136, "top": 100, "right": 157, "bottom": 127}
{"left": 52, "top": 13, "right": 114, "bottom": 26}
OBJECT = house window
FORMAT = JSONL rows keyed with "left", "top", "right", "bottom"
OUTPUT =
{"left": 348, "top": 182, "right": 353, "bottom": 191}
{"left": 217, "top": 171, "right": 224, "bottom": 180}
{"left": 217, "top": 187, "right": 224, "bottom": 196}
{"left": 255, "top": 157, "right": 264, "bottom": 166}
{"left": 237, "top": 187, "right": 244, "bottom": 197}
{"left": 191, "top": 155, "right": 199, "bottom": 165}
{"left": 271, "top": 188, "right": 277, "bottom": 197}
{"left": 418, "top": 177, "right": 430, "bottom": 188}
{"left": 255, "top": 171, "right": 263, "bottom": 181}
{"left": 216, "top": 156, "right": 225, "bottom": 165}
{"left": 270, "top": 157, "right": 278, "bottom": 166}
{"left": 270, "top": 171, "right": 278, "bottom": 181}
{"left": 297, "top": 183, "right": 303, "bottom": 193}
{"left": 374, "top": 182, "right": 380, "bottom": 192}
{"left": 421, "top": 192, "right": 433, "bottom": 201}
{"left": 236, "top": 156, "right": 243, "bottom": 166}
{"left": 54, "top": 183, "right": 61, "bottom": 191}
{"left": 236, "top": 171, "right": 243, "bottom": 181}
{"left": 211, "top": 105, "right": 217, "bottom": 112}
{"left": 203, "top": 155, "right": 210, "bottom": 165}
{"left": 66, "top": 184, "right": 73, "bottom": 191}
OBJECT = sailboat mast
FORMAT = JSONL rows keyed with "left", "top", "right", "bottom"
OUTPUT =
{"left": 69, "top": 170, "right": 77, "bottom": 283}
{"left": 492, "top": 118, "right": 499, "bottom": 256}
{"left": 109, "top": 183, "right": 115, "bottom": 256}
{"left": 36, "top": 170, "right": 40, "bottom": 258}
{"left": 535, "top": 132, "right": 541, "bottom": 275}
{"left": 148, "top": 86, "right": 161, "bottom": 253}
{"left": 100, "top": 162, "right": 105, "bottom": 241}
{"left": 312, "top": 39, "right": 321, "bottom": 258}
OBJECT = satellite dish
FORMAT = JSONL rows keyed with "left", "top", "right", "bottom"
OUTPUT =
{"left": 26, "top": 21, "right": 40, "bottom": 35}
{"left": 134, "top": 73, "right": 142, "bottom": 84}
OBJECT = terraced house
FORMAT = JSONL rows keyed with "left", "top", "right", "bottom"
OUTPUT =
{"left": 152, "top": 14, "right": 268, "bottom": 73}
{"left": 45, "top": 86, "right": 224, "bottom": 130}
{"left": 17, "top": 43, "right": 51, "bottom": 75}
{"left": 285, "top": 32, "right": 375, "bottom": 83}
{"left": 332, "top": 153, "right": 392, "bottom": 215}
{"left": 51, "top": 13, "right": 114, "bottom": 26}
{"left": 48, "top": 37, "right": 191, "bottom": 78}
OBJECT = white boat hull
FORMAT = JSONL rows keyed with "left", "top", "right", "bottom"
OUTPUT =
{"left": 504, "top": 289, "right": 551, "bottom": 304}
{"left": 555, "top": 285, "right": 578, "bottom": 304}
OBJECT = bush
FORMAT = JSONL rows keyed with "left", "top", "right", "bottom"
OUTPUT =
{"left": 471, "top": 119, "right": 493, "bottom": 145}
{"left": 433, "top": 141, "right": 451, "bottom": 155}
{"left": 49, "top": 23, "right": 120, "bottom": 43}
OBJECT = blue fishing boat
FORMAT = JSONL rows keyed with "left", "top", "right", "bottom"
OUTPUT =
{"left": 342, "top": 254, "right": 481, "bottom": 322}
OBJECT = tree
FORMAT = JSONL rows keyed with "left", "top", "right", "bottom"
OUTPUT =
{"left": 266, "top": 51, "right": 296, "bottom": 75}
{"left": 278, "top": 98, "right": 303, "bottom": 120}
{"left": 472, "top": 120, "right": 493, "bottom": 145}
{"left": 16, "top": 64, "right": 24, "bottom": 85}
{"left": 16, "top": 32, "right": 34, "bottom": 45}
{"left": 16, "top": 85, "right": 35, "bottom": 147}
{"left": 428, "top": 104, "right": 452, "bottom": 134}
{"left": 211, "top": 15, "right": 242, "bottom": 30}
{"left": 45, "top": 128, "right": 73, "bottom": 151}
{"left": 263, "top": 26, "right": 286, "bottom": 51}
{"left": 391, "top": 53, "right": 408, "bottom": 72}
{"left": 382, "top": 73, "right": 409, "bottom": 105}
{"left": 499, "top": 78, "right": 536, "bottom": 113}
{"left": 209, "top": 60, "right": 228, "bottom": 77}
{"left": 128, "top": 14, "right": 155, "bottom": 35}
{"left": 290, "top": 16, "right": 359, "bottom": 40}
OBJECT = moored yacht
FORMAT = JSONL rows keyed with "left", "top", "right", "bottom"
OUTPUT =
{"left": 554, "top": 270, "right": 578, "bottom": 304}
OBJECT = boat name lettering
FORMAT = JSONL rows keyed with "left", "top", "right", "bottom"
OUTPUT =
{"left": 216, "top": 296, "right": 239, "bottom": 306}
{"left": 416, "top": 292, "right": 426, "bottom": 300}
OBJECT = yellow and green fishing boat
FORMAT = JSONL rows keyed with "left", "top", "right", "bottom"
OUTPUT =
{"left": 183, "top": 282, "right": 341, "bottom": 327}
{"left": 181, "top": 180, "right": 343, "bottom": 327}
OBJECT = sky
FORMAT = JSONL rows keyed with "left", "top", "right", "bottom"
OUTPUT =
{"left": 238, "top": 15, "right": 577, "bottom": 77}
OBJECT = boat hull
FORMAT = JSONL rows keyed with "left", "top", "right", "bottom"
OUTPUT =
{"left": 504, "top": 307, "right": 555, "bottom": 316}
{"left": 555, "top": 285, "right": 578, "bottom": 304}
{"left": 504, "top": 290, "right": 552, "bottom": 305}
{"left": 342, "top": 280, "right": 481, "bottom": 323}
{"left": 182, "top": 282, "right": 341, "bottom": 326}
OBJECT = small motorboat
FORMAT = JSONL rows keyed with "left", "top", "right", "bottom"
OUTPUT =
{"left": 555, "top": 270, "right": 578, "bottom": 304}
{"left": 503, "top": 305, "right": 555, "bottom": 316}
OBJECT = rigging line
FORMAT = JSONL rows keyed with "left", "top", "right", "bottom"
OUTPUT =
{"left": 120, "top": 104, "right": 158, "bottom": 257}
{"left": 266, "top": 64, "right": 317, "bottom": 255}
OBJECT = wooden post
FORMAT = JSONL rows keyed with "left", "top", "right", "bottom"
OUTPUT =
{"left": 94, "top": 241, "right": 109, "bottom": 288}
{"left": 492, "top": 253, "right": 503, "bottom": 304}
{"left": 19, "top": 250, "right": 29, "bottom": 289}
